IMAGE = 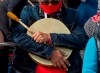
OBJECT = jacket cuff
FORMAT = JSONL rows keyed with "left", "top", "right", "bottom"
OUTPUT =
{"left": 50, "top": 33, "right": 58, "bottom": 45}
{"left": 45, "top": 45, "right": 54, "bottom": 59}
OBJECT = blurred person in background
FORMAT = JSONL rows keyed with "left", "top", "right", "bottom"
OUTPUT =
{"left": 82, "top": 0, "right": 100, "bottom": 72}
{"left": 0, "top": 0, "right": 27, "bottom": 73}
{"left": 77, "top": 0, "right": 98, "bottom": 25}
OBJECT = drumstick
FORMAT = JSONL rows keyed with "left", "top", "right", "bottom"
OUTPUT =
{"left": 7, "top": 12, "right": 34, "bottom": 34}
{"left": 28, "top": 0, "right": 34, "bottom": 6}
{"left": 7, "top": 12, "right": 48, "bottom": 44}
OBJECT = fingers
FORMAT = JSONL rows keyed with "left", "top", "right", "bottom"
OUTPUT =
{"left": 35, "top": 36, "right": 43, "bottom": 43}
{"left": 50, "top": 49, "right": 71, "bottom": 71}
{"left": 56, "top": 61, "right": 62, "bottom": 70}
{"left": 52, "top": 58, "right": 69, "bottom": 71}
{"left": 32, "top": 32, "right": 40, "bottom": 41}
{"left": 32, "top": 32, "right": 50, "bottom": 43}
{"left": 63, "top": 57, "right": 71, "bottom": 67}
{"left": 51, "top": 57, "right": 69, "bottom": 71}
{"left": 59, "top": 59, "right": 67, "bottom": 71}
{"left": 32, "top": 32, "right": 44, "bottom": 43}
{"left": 52, "top": 59, "right": 63, "bottom": 71}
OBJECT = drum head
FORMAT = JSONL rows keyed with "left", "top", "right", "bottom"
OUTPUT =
{"left": 27, "top": 18, "right": 70, "bottom": 35}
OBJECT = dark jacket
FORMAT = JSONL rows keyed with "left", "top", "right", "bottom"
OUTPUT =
{"left": 12, "top": 4, "right": 88, "bottom": 73}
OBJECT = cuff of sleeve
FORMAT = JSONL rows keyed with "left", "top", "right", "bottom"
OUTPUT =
{"left": 45, "top": 45, "right": 54, "bottom": 59}
{"left": 47, "top": 36, "right": 52, "bottom": 45}
{"left": 50, "top": 33, "right": 57, "bottom": 45}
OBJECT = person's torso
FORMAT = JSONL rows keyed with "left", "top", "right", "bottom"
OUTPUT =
{"left": 12, "top": 4, "right": 83, "bottom": 73}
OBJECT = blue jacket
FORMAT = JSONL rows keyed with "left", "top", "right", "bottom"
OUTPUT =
{"left": 82, "top": 37, "right": 98, "bottom": 73}
{"left": 12, "top": 4, "right": 88, "bottom": 73}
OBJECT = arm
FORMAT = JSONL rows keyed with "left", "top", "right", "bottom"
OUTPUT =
{"left": 12, "top": 6, "right": 54, "bottom": 59}
{"left": 50, "top": 11, "right": 88, "bottom": 50}
{"left": 50, "top": 31, "right": 88, "bottom": 50}
{"left": 33, "top": 9, "right": 88, "bottom": 50}
{"left": 82, "top": 37, "right": 98, "bottom": 73}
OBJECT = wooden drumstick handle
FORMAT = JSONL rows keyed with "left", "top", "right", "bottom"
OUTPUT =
{"left": 7, "top": 12, "right": 34, "bottom": 34}
{"left": 28, "top": 0, "right": 34, "bottom": 6}
{"left": 18, "top": 20, "right": 34, "bottom": 34}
